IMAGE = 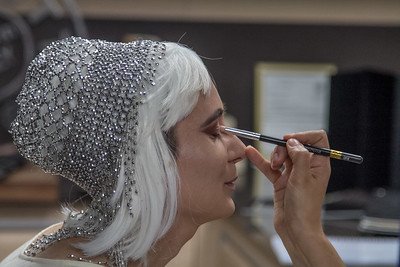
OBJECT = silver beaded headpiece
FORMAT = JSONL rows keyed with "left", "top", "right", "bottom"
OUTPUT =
{"left": 10, "top": 36, "right": 166, "bottom": 200}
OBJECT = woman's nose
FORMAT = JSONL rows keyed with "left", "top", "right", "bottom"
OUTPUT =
{"left": 226, "top": 134, "right": 246, "bottom": 164}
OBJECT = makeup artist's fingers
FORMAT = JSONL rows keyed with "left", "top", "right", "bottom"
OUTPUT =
{"left": 284, "top": 130, "right": 329, "bottom": 149}
{"left": 284, "top": 130, "right": 331, "bottom": 179}
{"left": 245, "top": 146, "right": 281, "bottom": 184}
{"left": 283, "top": 156, "right": 293, "bottom": 177}
{"left": 271, "top": 146, "right": 288, "bottom": 170}
{"left": 286, "top": 138, "right": 312, "bottom": 181}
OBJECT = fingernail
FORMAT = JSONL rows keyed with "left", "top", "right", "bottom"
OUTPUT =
{"left": 287, "top": 138, "right": 299, "bottom": 147}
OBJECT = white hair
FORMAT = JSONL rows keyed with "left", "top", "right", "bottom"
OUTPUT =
{"left": 70, "top": 42, "right": 213, "bottom": 263}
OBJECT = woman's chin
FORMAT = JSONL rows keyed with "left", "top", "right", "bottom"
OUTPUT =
{"left": 219, "top": 198, "right": 236, "bottom": 219}
{"left": 182, "top": 198, "right": 236, "bottom": 225}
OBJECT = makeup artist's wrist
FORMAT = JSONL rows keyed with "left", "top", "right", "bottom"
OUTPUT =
{"left": 288, "top": 221, "right": 324, "bottom": 241}
{"left": 274, "top": 219, "right": 323, "bottom": 245}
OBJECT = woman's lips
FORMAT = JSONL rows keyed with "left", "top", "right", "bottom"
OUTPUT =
{"left": 224, "top": 177, "right": 238, "bottom": 190}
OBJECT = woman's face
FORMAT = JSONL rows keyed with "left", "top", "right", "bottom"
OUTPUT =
{"left": 175, "top": 87, "right": 246, "bottom": 225}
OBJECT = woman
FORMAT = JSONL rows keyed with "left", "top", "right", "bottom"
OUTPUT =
{"left": 1, "top": 37, "right": 344, "bottom": 266}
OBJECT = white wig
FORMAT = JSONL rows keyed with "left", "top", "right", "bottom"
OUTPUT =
{"left": 71, "top": 42, "right": 213, "bottom": 263}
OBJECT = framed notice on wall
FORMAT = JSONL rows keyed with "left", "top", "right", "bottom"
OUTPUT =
{"left": 252, "top": 63, "right": 336, "bottom": 200}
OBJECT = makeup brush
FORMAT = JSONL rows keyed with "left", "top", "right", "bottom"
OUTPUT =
{"left": 224, "top": 127, "right": 363, "bottom": 164}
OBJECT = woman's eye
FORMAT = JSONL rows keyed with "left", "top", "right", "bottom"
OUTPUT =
{"left": 209, "top": 126, "right": 222, "bottom": 139}
{"left": 204, "top": 122, "right": 224, "bottom": 140}
{"left": 211, "top": 131, "right": 221, "bottom": 138}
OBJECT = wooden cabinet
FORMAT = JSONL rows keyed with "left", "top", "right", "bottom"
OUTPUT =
{"left": 0, "top": 164, "right": 58, "bottom": 204}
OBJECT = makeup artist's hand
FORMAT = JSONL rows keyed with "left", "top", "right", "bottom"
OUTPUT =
{"left": 245, "top": 130, "right": 344, "bottom": 267}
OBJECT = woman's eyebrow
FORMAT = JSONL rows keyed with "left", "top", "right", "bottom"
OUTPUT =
{"left": 201, "top": 108, "right": 224, "bottom": 127}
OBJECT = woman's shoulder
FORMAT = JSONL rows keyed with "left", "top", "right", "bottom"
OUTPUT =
{"left": 0, "top": 223, "right": 103, "bottom": 267}
{"left": 1, "top": 249, "right": 103, "bottom": 267}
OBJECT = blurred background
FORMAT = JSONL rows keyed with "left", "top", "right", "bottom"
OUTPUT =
{"left": 0, "top": 0, "right": 399, "bottom": 266}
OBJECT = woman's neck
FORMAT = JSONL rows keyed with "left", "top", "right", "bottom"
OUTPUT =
{"left": 129, "top": 215, "right": 200, "bottom": 267}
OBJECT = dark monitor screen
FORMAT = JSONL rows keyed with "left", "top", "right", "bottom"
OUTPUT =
{"left": 327, "top": 70, "right": 397, "bottom": 193}
{"left": 389, "top": 78, "right": 400, "bottom": 191}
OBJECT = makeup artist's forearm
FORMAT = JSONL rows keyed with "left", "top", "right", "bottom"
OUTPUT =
{"left": 290, "top": 231, "right": 345, "bottom": 267}
{"left": 279, "top": 233, "right": 310, "bottom": 267}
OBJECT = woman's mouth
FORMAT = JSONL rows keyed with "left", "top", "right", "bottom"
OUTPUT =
{"left": 224, "top": 177, "right": 238, "bottom": 190}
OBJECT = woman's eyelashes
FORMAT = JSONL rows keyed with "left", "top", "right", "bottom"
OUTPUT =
{"left": 206, "top": 123, "right": 222, "bottom": 140}
{"left": 211, "top": 128, "right": 221, "bottom": 139}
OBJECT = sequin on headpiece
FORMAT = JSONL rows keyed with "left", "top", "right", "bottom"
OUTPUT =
{"left": 10, "top": 36, "right": 165, "bottom": 200}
